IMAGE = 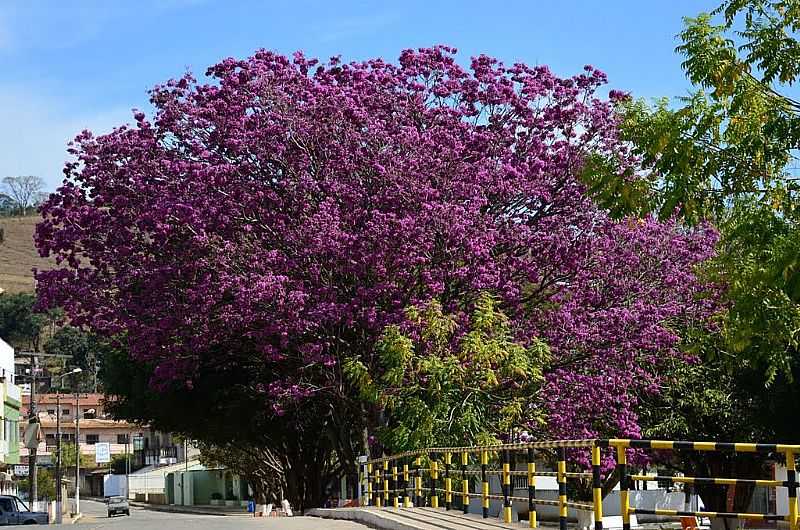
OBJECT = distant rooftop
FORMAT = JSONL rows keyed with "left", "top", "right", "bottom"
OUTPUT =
{"left": 23, "top": 393, "right": 105, "bottom": 406}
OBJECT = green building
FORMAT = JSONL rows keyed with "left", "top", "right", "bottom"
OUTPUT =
{"left": 0, "top": 337, "right": 20, "bottom": 466}
{"left": 166, "top": 468, "right": 250, "bottom": 507}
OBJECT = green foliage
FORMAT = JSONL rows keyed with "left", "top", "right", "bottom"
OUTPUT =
{"left": 707, "top": 200, "right": 800, "bottom": 381}
{"left": 51, "top": 441, "right": 94, "bottom": 470}
{"left": 110, "top": 453, "right": 132, "bottom": 475}
{"left": 642, "top": 354, "right": 800, "bottom": 444}
{"left": 345, "top": 294, "right": 549, "bottom": 453}
{"left": 601, "top": 0, "right": 800, "bottom": 381}
{"left": 602, "top": 1, "right": 800, "bottom": 225}
{"left": 610, "top": 1, "right": 800, "bottom": 511}
{"left": 0, "top": 292, "right": 52, "bottom": 351}
{"left": 45, "top": 326, "right": 106, "bottom": 392}
{"left": 18, "top": 469, "right": 55, "bottom": 501}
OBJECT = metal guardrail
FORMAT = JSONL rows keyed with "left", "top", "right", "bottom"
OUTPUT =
{"left": 359, "top": 438, "right": 800, "bottom": 529}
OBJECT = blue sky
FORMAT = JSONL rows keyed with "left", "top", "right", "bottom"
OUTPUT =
{"left": 0, "top": 0, "right": 718, "bottom": 191}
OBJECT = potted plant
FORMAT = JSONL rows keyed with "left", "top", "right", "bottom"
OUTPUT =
{"left": 210, "top": 492, "right": 223, "bottom": 506}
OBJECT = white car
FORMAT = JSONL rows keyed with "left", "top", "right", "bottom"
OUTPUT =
{"left": 106, "top": 496, "right": 130, "bottom": 517}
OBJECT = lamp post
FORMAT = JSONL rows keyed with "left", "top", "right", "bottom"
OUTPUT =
{"left": 74, "top": 388, "right": 80, "bottom": 516}
{"left": 124, "top": 432, "right": 130, "bottom": 500}
{"left": 55, "top": 368, "right": 81, "bottom": 525}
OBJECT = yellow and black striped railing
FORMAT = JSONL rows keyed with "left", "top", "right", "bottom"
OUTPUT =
{"left": 359, "top": 438, "right": 800, "bottom": 530}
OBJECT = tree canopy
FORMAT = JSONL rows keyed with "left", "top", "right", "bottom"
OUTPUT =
{"left": 36, "top": 46, "right": 718, "bottom": 504}
{"left": 593, "top": 0, "right": 800, "bottom": 515}
{"left": 0, "top": 292, "right": 53, "bottom": 351}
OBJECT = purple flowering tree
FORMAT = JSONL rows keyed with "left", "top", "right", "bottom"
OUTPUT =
{"left": 36, "top": 47, "right": 716, "bottom": 478}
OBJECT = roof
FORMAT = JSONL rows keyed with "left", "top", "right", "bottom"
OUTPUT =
{"left": 21, "top": 417, "right": 140, "bottom": 430}
{"left": 132, "top": 459, "right": 206, "bottom": 476}
{"left": 23, "top": 393, "right": 105, "bottom": 406}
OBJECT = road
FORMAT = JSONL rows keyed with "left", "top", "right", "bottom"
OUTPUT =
{"left": 72, "top": 500, "right": 369, "bottom": 529}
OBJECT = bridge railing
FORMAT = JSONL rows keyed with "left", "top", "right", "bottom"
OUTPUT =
{"left": 360, "top": 438, "right": 800, "bottom": 529}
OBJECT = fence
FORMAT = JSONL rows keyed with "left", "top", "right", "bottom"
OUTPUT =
{"left": 360, "top": 439, "right": 800, "bottom": 529}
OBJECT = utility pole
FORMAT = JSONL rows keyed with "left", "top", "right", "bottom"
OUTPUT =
{"left": 55, "top": 390, "right": 61, "bottom": 524}
{"left": 19, "top": 351, "right": 72, "bottom": 508}
{"left": 54, "top": 368, "right": 81, "bottom": 525}
{"left": 125, "top": 435, "right": 130, "bottom": 500}
{"left": 74, "top": 389, "right": 80, "bottom": 516}
{"left": 28, "top": 354, "right": 37, "bottom": 507}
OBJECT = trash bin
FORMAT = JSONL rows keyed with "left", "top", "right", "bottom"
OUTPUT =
{"left": 247, "top": 500, "right": 255, "bottom": 513}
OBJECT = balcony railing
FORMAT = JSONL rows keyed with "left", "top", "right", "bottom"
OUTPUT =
{"left": 27, "top": 442, "right": 133, "bottom": 457}
{"left": 134, "top": 446, "right": 178, "bottom": 467}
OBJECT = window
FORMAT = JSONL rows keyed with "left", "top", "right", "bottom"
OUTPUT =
{"left": 86, "top": 434, "right": 99, "bottom": 445}
{"left": 62, "top": 409, "right": 70, "bottom": 415}
{"left": 0, "top": 497, "right": 13, "bottom": 513}
{"left": 45, "top": 434, "right": 55, "bottom": 442}
{"left": 117, "top": 434, "right": 129, "bottom": 444}
{"left": 83, "top": 409, "right": 95, "bottom": 419}
{"left": 46, "top": 409, "right": 55, "bottom": 415}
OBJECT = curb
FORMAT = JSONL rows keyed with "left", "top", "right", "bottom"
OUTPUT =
{"left": 129, "top": 501, "right": 252, "bottom": 517}
{"left": 70, "top": 513, "right": 84, "bottom": 524}
{"left": 306, "top": 508, "right": 427, "bottom": 530}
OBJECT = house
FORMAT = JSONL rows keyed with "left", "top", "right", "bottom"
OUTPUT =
{"left": 165, "top": 466, "right": 251, "bottom": 507}
{"left": 18, "top": 393, "right": 196, "bottom": 467}
{"left": 19, "top": 394, "right": 140, "bottom": 466}
{"left": 0, "top": 338, "right": 22, "bottom": 466}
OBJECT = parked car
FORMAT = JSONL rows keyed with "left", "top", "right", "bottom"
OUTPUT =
{"left": 106, "top": 496, "right": 130, "bottom": 517}
{"left": 0, "top": 495, "right": 49, "bottom": 525}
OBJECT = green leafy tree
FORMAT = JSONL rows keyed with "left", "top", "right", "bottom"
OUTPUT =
{"left": 51, "top": 441, "right": 93, "bottom": 470}
{"left": 610, "top": 0, "right": 800, "bottom": 378}
{"left": 603, "top": 0, "right": 800, "bottom": 225}
{"left": 590, "top": 0, "right": 800, "bottom": 521}
{"left": 345, "top": 294, "right": 549, "bottom": 453}
{"left": 44, "top": 326, "right": 106, "bottom": 392}
{"left": 18, "top": 468, "right": 55, "bottom": 501}
{"left": 0, "top": 293, "right": 51, "bottom": 351}
{"left": 109, "top": 453, "right": 133, "bottom": 475}
{"left": 99, "top": 346, "right": 350, "bottom": 510}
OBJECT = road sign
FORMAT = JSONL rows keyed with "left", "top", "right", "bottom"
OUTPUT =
{"left": 95, "top": 442, "right": 111, "bottom": 464}
{"left": 12, "top": 465, "right": 28, "bottom": 477}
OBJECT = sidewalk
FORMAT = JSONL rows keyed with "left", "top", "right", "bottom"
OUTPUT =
{"left": 128, "top": 500, "right": 254, "bottom": 517}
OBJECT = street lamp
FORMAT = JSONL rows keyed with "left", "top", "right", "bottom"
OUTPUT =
{"left": 55, "top": 368, "right": 82, "bottom": 525}
{"left": 74, "top": 387, "right": 82, "bottom": 517}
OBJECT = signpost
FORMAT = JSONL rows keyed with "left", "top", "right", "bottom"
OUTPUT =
{"left": 95, "top": 443, "right": 111, "bottom": 464}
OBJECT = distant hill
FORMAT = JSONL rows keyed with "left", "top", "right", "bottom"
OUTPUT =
{"left": 0, "top": 216, "right": 54, "bottom": 294}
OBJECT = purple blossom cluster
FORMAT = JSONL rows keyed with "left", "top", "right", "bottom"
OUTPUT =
{"left": 34, "top": 47, "right": 718, "bottom": 449}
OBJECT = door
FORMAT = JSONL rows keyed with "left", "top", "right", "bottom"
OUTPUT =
{"left": 0, "top": 497, "right": 15, "bottom": 525}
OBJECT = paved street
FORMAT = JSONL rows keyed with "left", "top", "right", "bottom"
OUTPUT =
{"left": 72, "top": 500, "right": 369, "bottom": 529}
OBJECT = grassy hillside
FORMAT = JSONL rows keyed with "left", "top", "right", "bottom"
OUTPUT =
{"left": 0, "top": 216, "right": 54, "bottom": 294}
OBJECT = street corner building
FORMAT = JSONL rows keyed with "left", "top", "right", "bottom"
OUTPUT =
{"left": 0, "top": 338, "right": 24, "bottom": 492}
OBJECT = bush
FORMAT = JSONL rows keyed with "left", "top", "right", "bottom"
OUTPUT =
{"left": 18, "top": 469, "right": 56, "bottom": 500}
{"left": 110, "top": 454, "right": 132, "bottom": 475}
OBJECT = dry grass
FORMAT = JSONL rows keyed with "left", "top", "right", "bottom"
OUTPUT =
{"left": 0, "top": 216, "right": 54, "bottom": 294}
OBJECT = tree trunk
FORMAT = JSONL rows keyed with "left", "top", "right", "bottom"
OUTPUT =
{"left": 691, "top": 453, "right": 767, "bottom": 530}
